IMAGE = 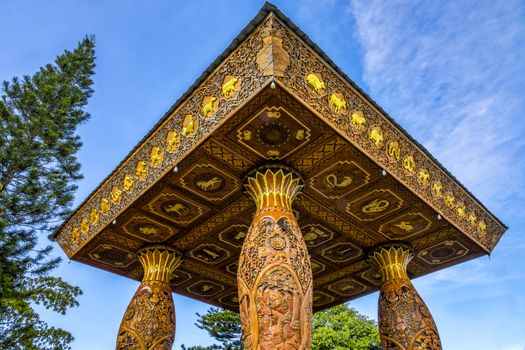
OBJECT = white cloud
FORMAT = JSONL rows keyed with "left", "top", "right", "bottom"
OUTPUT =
{"left": 348, "top": 0, "right": 525, "bottom": 215}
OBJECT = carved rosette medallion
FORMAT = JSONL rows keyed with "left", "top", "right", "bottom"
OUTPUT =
{"left": 368, "top": 244, "right": 442, "bottom": 350}
{"left": 238, "top": 165, "right": 312, "bottom": 350}
{"left": 116, "top": 246, "right": 183, "bottom": 350}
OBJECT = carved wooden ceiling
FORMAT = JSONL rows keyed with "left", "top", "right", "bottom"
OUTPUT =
{"left": 55, "top": 5, "right": 506, "bottom": 313}
{"left": 74, "top": 85, "right": 486, "bottom": 311}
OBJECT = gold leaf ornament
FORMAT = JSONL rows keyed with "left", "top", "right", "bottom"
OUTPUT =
{"left": 100, "top": 197, "right": 111, "bottom": 213}
{"left": 417, "top": 169, "right": 430, "bottom": 186}
{"left": 150, "top": 146, "right": 164, "bottom": 167}
{"left": 329, "top": 93, "right": 347, "bottom": 114}
{"left": 456, "top": 202, "right": 467, "bottom": 218}
{"left": 166, "top": 131, "right": 181, "bottom": 153}
{"left": 135, "top": 160, "right": 148, "bottom": 181}
{"left": 71, "top": 227, "right": 80, "bottom": 243}
{"left": 111, "top": 186, "right": 122, "bottom": 204}
{"left": 387, "top": 141, "right": 401, "bottom": 161}
{"left": 468, "top": 211, "right": 477, "bottom": 226}
{"left": 80, "top": 218, "right": 89, "bottom": 235}
{"left": 90, "top": 208, "right": 99, "bottom": 225}
{"left": 403, "top": 155, "right": 416, "bottom": 174}
{"left": 123, "top": 174, "right": 134, "bottom": 191}
{"left": 201, "top": 96, "right": 218, "bottom": 118}
{"left": 369, "top": 126, "right": 384, "bottom": 147}
{"left": 306, "top": 73, "right": 325, "bottom": 95}
{"left": 477, "top": 220, "right": 487, "bottom": 234}
{"left": 181, "top": 114, "right": 198, "bottom": 137}
{"left": 431, "top": 182, "right": 443, "bottom": 198}
{"left": 221, "top": 75, "right": 240, "bottom": 98}
{"left": 444, "top": 192, "right": 456, "bottom": 208}
{"left": 349, "top": 110, "right": 366, "bottom": 133}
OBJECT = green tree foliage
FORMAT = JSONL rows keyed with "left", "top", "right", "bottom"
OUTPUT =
{"left": 182, "top": 304, "right": 380, "bottom": 350}
{"left": 312, "top": 304, "right": 381, "bottom": 350}
{"left": 0, "top": 36, "right": 96, "bottom": 349}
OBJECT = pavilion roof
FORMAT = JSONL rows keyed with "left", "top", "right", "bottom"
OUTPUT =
{"left": 53, "top": 2, "right": 506, "bottom": 311}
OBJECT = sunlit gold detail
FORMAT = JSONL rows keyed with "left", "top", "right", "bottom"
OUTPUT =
{"left": 150, "top": 146, "right": 164, "bottom": 168}
{"left": 369, "top": 126, "right": 384, "bottom": 147}
{"left": 417, "top": 168, "right": 430, "bottom": 186}
{"left": 221, "top": 75, "right": 239, "bottom": 98}
{"left": 138, "top": 246, "right": 182, "bottom": 282}
{"left": 163, "top": 202, "right": 189, "bottom": 217}
{"left": 329, "top": 93, "right": 347, "bottom": 114}
{"left": 80, "top": 218, "right": 89, "bottom": 235}
{"left": 242, "top": 130, "right": 252, "bottom": 140}
{"left": 90, "top": 208, "right": 99, "bottom": 225}
{"left": 368, "top": 245, "right": 412, "bottom": 281}
{"left": 350, "top": 110, "right": 366, "bottom": 133}
{"left": 403, "top": 155, "right": 416, "bottom": 174}
{"left": 306, "top": 73, "right": 325, "bottom": 94}
{"left": 468, "top": 211, "right": 477, "bottom": 226}
{"left": 456, "top": 202, "right": 467, "bottom": 218}
{"left": 244, "top": 168, "right": 303, "bottom": 212}
{"left": 196, "top": 176, "right": 222, "bottom": 191}
{"left": 387, "top": 141, "right": 401, "bottom": 161}
{"left": 71, "top": 227, "right": 80, "bottom": 243}
{"left": 110, "top": 186, "right": 122, "bottom": 204}
{"left": 135, "top": 160, "right": 148, "bottom": 181}
{"left": 138, "top": 225, "right": 160, "bottom": 236}
{"left": 267, "top": 111, "right": 281, "bottom": 118}
{"left": 201, "top": 96, "right": 218, "bottom": 118}
{"left": 166, "top": 130, "right": 181, "bottom": 153}
{"left": 431, "top": 181, "right": 443, "bottom": 198}
{"left": 444, "top": 192, "right": 456, "bottom": 208}
{"left": 478, "top": 220, "right": 487, "bottom": 234}
{"left": 100, "top": 198, "right": 110, "bottom": 213}
{"left": 267, "top": 150, "right": 280, "bottom": 157}
{"left": 181, "top": 114, "right": 197, "bottom": 136}
{"left": 295, "top": 129, "right": 304, "bottom": 140}
{"left": 394, "top": 221, "right": 414, "bottom": 232}
{"left": 325, "top": 174, "right": 352, "bottom": 188}
{"left": 123, "top": 174, "right": 134, "bottom": 192}
{"left": 362, "top": 199, "right": 390, "bottom": 214}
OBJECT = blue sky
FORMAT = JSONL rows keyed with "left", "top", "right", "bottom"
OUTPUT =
{"left": 1, "top": 1, "right": 524, "bottom": 349}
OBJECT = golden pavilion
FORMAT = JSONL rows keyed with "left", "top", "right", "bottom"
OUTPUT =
{"left": 53, "top": 3, "right": 507, "bottom": 349}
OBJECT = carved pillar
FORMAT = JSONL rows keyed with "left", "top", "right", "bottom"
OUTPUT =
{"left": 238, "top": 165, "right": 313, "bottom": 350}
{"left": 116, "top": 245, "right": 182, "bottom": 350}
{"left": 369, "top": 244, "right": 442, "bottom": 350}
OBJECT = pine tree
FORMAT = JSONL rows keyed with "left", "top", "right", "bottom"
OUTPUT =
{"left": 0, "top": 36, "right": 96, "bottom": 349}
